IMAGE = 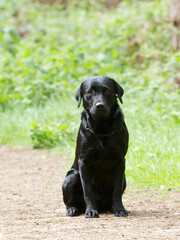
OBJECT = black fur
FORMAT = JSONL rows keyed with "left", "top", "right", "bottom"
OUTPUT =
{"left": 62, "top": 76, "right": 129, "bottom": 218}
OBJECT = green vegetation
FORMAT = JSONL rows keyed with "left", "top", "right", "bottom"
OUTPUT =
{"left": 0, "top": 0, "right": 179, "bottom": 189}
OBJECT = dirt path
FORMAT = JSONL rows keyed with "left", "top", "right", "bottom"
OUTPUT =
{"left": 0, "top": 145, "right": 180, "bottom": 240}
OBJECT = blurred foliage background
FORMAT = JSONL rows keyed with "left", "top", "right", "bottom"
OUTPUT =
{"left": 0, "top": 0, "right": 179, "bottom": 189}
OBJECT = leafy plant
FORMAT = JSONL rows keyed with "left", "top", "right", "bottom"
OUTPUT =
{"left": 30, "top": 122, "right": 68, "bottom": 148}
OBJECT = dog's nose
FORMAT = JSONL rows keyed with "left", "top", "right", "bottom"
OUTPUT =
{"left": 96, "top": 102, "right": 104, "bottom": 109}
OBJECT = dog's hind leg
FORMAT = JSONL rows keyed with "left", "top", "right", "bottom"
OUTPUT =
{"left": 62, "top": 168, "right": 85, "bottom": 216}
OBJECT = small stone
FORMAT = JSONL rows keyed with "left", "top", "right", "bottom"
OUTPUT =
{"left": 174, "top": 212, "right": 180, "bottom": 216}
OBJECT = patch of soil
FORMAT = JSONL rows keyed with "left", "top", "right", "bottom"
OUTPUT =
{"left": 0, "top": 145, "right": 179, "bottom": 240}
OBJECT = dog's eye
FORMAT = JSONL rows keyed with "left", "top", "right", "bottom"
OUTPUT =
{"left": 88, "top": 90, "right": 93, "bottom": 94}
{"left": 105, "top": 89, "right": 110, "bottom": 95}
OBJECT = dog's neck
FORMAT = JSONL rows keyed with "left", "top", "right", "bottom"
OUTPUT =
{"left": 81, "top": 105, "right": 124, "bottom": 135}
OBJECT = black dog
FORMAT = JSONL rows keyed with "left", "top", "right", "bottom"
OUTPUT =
{"left": 62, "top": 76, "right": 129, "bottom": 218}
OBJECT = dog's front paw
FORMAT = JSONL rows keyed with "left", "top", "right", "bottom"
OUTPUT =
{"left": 66, "top": 207, "right": 79, "bottom": 216}
{"left": 112, "top": 206, "right": 128, "bottom": 217}
{"left": 114, "top": 208, "right": 128, "bottom": 217}
{"left": 85, "top": 209, "right": 99, "bottom": 218}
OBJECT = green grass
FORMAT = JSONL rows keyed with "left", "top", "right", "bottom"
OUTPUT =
{"left": 125, "top": 90, "right": 180, "bottom": 189}
{"left": 0, "top": 99, "right": 80, "bottom": 147}
{"left": 0, "top": 0, "right": 180, "bottom": 190}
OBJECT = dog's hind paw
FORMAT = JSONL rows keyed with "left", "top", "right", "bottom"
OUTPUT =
{"left": 66, "top": 207, "right": 79, "bottom": 216}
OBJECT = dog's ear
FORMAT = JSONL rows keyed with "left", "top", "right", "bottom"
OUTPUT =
{"left": 75, "top": 84, "right": 82, "bottom": 107}
{"left": 113, "top": 79, "right": 124, "bottom": 104}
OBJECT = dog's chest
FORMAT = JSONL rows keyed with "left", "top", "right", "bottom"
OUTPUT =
{"left": 87, "top": 140, "right": 119, "bottom": 172}
{"left": 93, "top": 136, "right": 115, "bottom": 149}
{"left": 95, "top": 138, "right": 107, "bottom": 149}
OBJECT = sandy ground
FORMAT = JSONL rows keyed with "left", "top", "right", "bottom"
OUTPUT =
{"left": 0, "top": 145, "right": 180, "bottom": 240}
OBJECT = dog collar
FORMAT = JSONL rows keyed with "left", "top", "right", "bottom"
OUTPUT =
{"left": 85, "top": 125, "right": 116, "bottom": 137}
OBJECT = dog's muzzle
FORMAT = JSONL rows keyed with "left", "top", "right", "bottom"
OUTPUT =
{"left": 90, "top": 102, "right": 110, "bottom": 119}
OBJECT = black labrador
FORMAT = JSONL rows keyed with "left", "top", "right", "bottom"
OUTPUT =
{"left": 62, "top": 76, "right": 129, "bottom": 218}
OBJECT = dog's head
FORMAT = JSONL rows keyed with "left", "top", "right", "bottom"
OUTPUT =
{"left": 75, "top": 76, "right": 124, "bottom": 120}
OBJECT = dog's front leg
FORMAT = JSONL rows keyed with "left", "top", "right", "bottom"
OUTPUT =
{"left": 78, "top": 159, "right": 99, "bottom": 218}
{"left": 112, "top": 159, "right": 128, "bottom": 217}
